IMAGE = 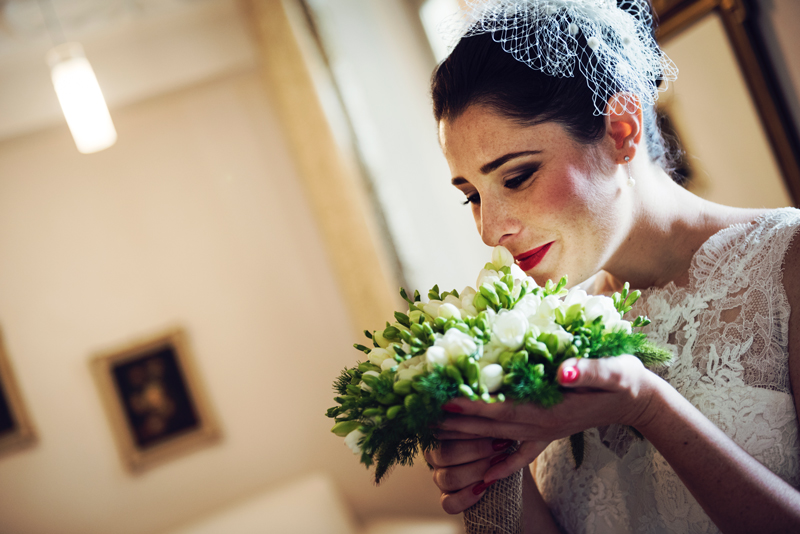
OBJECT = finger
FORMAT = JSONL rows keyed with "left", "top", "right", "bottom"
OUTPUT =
{"left": 482, "top": 440, "right": 549, "bottom": 483}
{"left": 441, "top": 398, "right": 538, "bottom": 423}
{"left": 440, "top": 479, "right": 498, "bottom": 514}
{"left": 434, "top": 430, "right": 485, "bottom": 440}
{"left": 439, "top": 416, "right": 534, "bottom": 440}
{"left": 427, "top": 437, "right": 513, "bottom": 467}
{"left": 557, "top": 354, "right": 644, "bottom": 391}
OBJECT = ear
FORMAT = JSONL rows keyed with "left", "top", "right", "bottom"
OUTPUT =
{"left": 604, "top": 93, "right": 643, "bottom": 163}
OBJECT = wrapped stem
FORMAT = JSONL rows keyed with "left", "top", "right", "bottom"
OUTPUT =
{"left": 463, "top": 469, "right": 523, "bottom": 534}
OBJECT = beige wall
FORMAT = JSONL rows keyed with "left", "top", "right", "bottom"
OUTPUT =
{"left": 0, "top": 68, "right": 443, "bottom": 534}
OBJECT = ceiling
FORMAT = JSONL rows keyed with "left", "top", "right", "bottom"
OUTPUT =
{"left": 0, "top": 0, "right": 257, "bottom": 142}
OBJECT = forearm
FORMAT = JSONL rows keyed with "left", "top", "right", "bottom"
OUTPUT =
{"left": 636, "top": 377, "right": 800, "bottom": 533}
{"left": 522, "top": 462, "right": 562, "bottom": 534}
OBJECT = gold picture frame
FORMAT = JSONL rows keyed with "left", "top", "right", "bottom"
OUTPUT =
{"left": 653, "top": 0, "right": 800, "bottom": 204}
{"left": 0, "top": 328, "right": 37, "bottom": 458}
{"left": 91, "top": 327, "right": 220, "bottom": 473}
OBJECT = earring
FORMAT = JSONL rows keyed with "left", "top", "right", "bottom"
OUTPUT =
{"left": 624, "top": 156, "right": 635, "bottom": 187}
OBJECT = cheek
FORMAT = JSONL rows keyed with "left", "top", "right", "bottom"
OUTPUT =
{"left": 534, "top": 170, "right": 586, "bottom": 218}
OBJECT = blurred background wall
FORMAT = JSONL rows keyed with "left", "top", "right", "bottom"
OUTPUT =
{"left": 0, "top": 0, "right": 797, "bottom": 533}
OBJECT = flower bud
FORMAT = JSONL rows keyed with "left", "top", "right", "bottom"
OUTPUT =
{"left": 386, "top": 405, "right": 404, "bottom": 420}
{"left": 425, "top": 345, "right": 449, "bottom": 367}
{"left": 368, "top": 348, "right": 392, "bottom": 367}
{"left": 332, "top": 420, "right": 361, "bottom": 437}
{"left": 393, "top": 379, "right": 412, "bottom": 395}
{"left": 438, "top": 303, "right": 461, "bottom": 320}
{"left": 492, "top": 246, "right": 515, "bottom": 268}
{"left": 344, "top": 428, "right": 365, "bottom": 454}
{"left": 359, "top": 371, "right": 380, "bottom": 392}
{"left": 409, "top": 309, "right": 425, "bottom": 324}
{"left": 381, "top": 358, "right": 397, "bottom": 371}
{"left": 373, "top": 331, "right": 391, "bottom": 348}
{"left": 480, "top": 363, "right": 504, "bottom": 393}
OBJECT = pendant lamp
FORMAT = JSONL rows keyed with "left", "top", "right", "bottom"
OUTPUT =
{"left": 40, "top": 1, "right": 117, "bottom": 154}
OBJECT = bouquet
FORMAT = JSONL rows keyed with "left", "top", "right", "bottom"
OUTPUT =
{"left": 327, "top": 246, "right": 670, "bottom": 484}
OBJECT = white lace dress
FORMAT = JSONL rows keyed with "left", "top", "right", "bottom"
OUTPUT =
{"left": 533, "top": 208, "right": 800, "bottom": 533}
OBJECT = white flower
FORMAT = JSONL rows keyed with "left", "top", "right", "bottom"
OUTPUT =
{"left": 380, "top": 357, "right": 397, "bottom": 371}
{"left": 396, "top": 355, "right": 426, "bottom": 380}
{"left": 477, "top": 269, "right": 501, "bottom": 289}
{"left": 605, "top": 318, "right": 633, "bottom": 334}
{"left": 514, "top": 293, "right": 541, "bottom": 318}
{"left": 540, "top": 325, "right": 574, "bottom": 351}
{"left": 492, "top": 246, "right": 515, "bottom": 268}
{"left": 438, "top": 303, "right": 461, "bottom": 320}
{"left": 584, "top": 295, "right": 620, "bottom": 324}
{"left": 368, "top": 348, "right": 392, "bottom": 367}
{"left": 493, "top": 310, "right": 528, "bottom": 350}
{"left": 509, "top": 264, "right": 527, "bottom": 281}
{"left": 437, "top": 328, "right": 477, "bottom": 358}
{"left": 481, "top": 341, "right": 504, "bottom": 365}
{"left": 425, "top": 345, "right": 449, "bottom": 367}
{"left": 359, "top": 370, "right": 380, "bottom": 392}
{"left": 397, "top": 366, "right": 424, "bottom": 380}
{"left": 443, "top": 294, "right": 461, "bottom": 307}
{"left": 344, "top": 429, "right": 365, "bottom": 454}
{"left": 409, "top": 309, "right": 425, "bottom": 324}
{"left": 460, "top": 286, "right": 477, "bottom": 301}
{"left": 563, "top": 287, "right": 589, "bottom": 308}
{"left": 480, "top": 364, "right": 504, "bottom": 393}
{"left": 529, "top": 295, "right": 562, "bottom": 330}
{"left": 422, "top": 300, "right": 442, "bottom": 319}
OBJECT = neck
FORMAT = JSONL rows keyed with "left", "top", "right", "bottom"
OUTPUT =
{"left": 602, "top": 161, "right": 756, "bottom": 291}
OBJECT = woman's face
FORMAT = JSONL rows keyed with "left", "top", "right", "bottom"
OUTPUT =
{"left": 439, "top": 104, "right": 632, "bottom": 286}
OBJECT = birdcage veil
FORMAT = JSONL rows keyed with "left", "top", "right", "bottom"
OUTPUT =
{"left": 441, "top": 0, "right": 678, "bottom": 115}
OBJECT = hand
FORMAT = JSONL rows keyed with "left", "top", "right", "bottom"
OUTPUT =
{"left": 437, "top": 354, "right": 659, "bottom": 484}
{"left": 424, "top": 430, "right": 544, "bottom": 514}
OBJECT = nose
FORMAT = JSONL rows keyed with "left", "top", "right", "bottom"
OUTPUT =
{"left": 479, "top": 197, "right": 518, "bottom": 248}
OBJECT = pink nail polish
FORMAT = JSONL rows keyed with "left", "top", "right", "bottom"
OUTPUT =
{"left": 442, "top": 403, "right": 463, "bottom": 413}
{"left": 561, "top": 366, "right": 579, "bottom": 384}
{"left": 492, "top": 439, "right": 513, "bottom": 451}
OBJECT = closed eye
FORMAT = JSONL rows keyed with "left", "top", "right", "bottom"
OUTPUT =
{"left": 504, "top": 167, "right": 538, "bottom": 189}
{"left": 462, "top": 193, "right": 480, "bottom": 205}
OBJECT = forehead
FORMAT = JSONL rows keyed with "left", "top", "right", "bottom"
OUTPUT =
{"left": 439, "top": 106, "right": 573, "bottom": 172}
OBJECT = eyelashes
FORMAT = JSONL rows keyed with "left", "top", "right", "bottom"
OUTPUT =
{"left": 461, "top": 166, "right": 539, "bottom": 206}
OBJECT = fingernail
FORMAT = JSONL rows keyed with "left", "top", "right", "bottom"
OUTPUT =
{"left": 561, "top": 365, "right": 579, "bottom": 384}
{"left": 492, "top": 439, "right": 513, "bottom": 451}
{"left": 490, "top": 453, "right": 509, "bottom": 466}
{"left": 472, "top": 480, "right": 497, "bottom": 495}
{"left": 442, "top": 403, "right": 463, "bottom": 413}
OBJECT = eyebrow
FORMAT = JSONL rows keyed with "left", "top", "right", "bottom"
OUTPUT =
{"left": 451, "top": 150, "right": 542, "bottom": 186}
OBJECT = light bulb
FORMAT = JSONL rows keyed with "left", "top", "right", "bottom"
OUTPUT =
{"left": 47, "top": 43, "right": 117, "bottom": 154}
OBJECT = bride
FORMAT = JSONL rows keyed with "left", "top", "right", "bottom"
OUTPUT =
{"left": 422, "top": 1, "right": 800, "bottom": 532}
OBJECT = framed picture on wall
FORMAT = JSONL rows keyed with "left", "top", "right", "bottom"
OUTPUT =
{"left": 91, "top": 327, "right": 220, "bottom": 473}
{"left": 0, "top": 328, "right": 37, "bottom": 458}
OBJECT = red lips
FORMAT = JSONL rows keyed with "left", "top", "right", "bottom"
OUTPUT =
{"left": 515, "top": 242, "right": 553, "bottom": 272}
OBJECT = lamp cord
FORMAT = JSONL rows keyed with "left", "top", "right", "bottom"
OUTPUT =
{"left": 37, "top": 0, "right": 66, "bottom": 47}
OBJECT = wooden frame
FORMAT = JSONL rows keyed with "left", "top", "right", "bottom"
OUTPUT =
{"left": 653, "top": 0, "right": 800, "bottom": 205}
{"left": 0, "top": 328, "right": 36, "bottom": 458}
{"left": 241, "top": 0, "right": 401, "bottom": 334}
{"left": 91, "top": 328, "right": 220, "bottom": 473}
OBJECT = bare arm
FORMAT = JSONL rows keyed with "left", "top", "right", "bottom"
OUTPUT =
{"left": 442, "top": 348, "right": 800, "bottom": 533}
{"left": 427, "top": 238, "right": 800, "bottom": 532}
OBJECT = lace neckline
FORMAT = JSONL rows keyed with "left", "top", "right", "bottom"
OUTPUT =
{"left": 638, "top": 208, "right": 790, "bottom": 301}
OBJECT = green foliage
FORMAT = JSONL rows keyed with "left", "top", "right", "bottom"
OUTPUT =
{"left": 503, "top": 360, "right": 563, "bottom": 408}
{"left": 327, "top": 272, "right": 673, "bottom": 484}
